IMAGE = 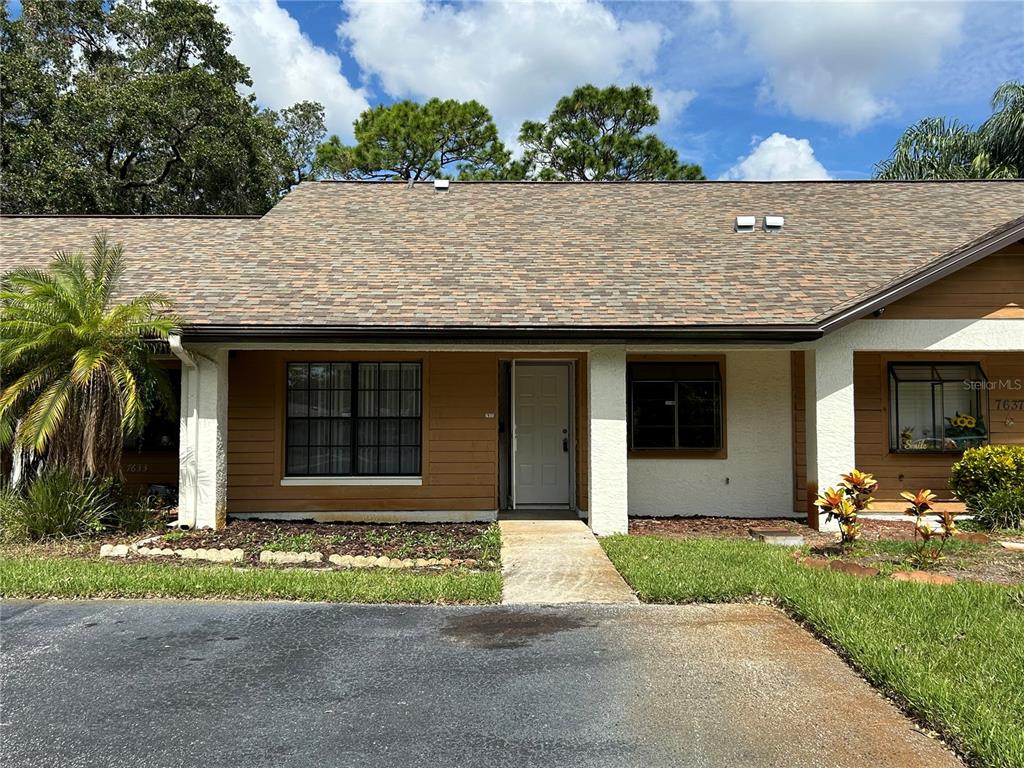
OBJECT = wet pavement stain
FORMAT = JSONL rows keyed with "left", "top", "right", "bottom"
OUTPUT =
{"left": 441, "top": 610, "right": 592, "bottom": 650}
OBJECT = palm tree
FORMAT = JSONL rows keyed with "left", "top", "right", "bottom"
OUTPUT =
{"left": 0, "top": 236, "right": 177, "bottom": 479}
{"left": 980, "top": 80, "right": 1024, "bottom": 176}
{"left": 875, "top": 80, "right": 1023, "bottom": 179}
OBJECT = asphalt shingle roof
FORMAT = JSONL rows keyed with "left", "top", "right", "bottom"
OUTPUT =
{"left": 2, "top": 180, "right": 1022, "bottom": 333}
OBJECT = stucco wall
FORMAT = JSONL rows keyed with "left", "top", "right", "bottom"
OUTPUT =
{"left": 627, "top": 351, "right": 794, "bottom": 518}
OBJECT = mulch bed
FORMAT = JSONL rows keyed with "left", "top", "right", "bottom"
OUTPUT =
{"left": 629, "top": 516, "right": 838, "bottom": 546}
{"left": 144, "top": 519, "right": 497, "bottom": 568}
{"left": 2, "top": 519, "right": 499, "bottom": 571}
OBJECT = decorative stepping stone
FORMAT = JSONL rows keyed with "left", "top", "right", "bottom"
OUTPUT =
{"left": 891, "top": 570, "right": 956, "bottom": 585}
{"left": 827, "top": 561, "right": 879, "bottom": 578}
{"left": 957, "top": 532, "right": 990, "bottom": 544}
{"left": 750, "top": 527, "right": 805, "bottom": 546}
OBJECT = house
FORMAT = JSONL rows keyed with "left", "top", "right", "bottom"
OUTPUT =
{"left": 2, "top": 180, "right": 1022, "bottom": 534}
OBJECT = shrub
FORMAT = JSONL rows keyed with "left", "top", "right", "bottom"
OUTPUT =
{"left": 0, "top": 485, "right": 22, "bottom": 543}
{"left": 973, "top": 487, "right": 1024, "bottom": 530}
{"left": 0, "top": 468, "right": 117, "bottom": 541}
{"left": 950, "top": 445, "right": 1024, "bottom": 504}
{"left": 109, "top": 491, "right": 161, "bottom": 535}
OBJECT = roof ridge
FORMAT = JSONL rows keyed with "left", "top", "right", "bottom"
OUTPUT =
{"left": 308, "top": 178, "right": 1024, "bottom": 185}
{"left": 0, "top": 213, "right": 262, "bottom": 219}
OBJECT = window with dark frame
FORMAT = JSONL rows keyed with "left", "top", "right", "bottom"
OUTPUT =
{"left": 888, "top": 362, "right": 989, "bottom": 453}
{"left": 628, "top": 362, "right": 723, "bottom": 451}
{"left": 286, "top": 362, "right": 422, "bottom": 477}
{"left": 126, "top": 368, "right": 181, "bottom": 453}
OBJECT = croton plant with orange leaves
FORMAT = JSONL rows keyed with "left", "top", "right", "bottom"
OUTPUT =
{"left": 814, "top": 469, "right": 878, "bottom": 543}
{"left": 901, "top": 488, "right": 957, "bottom": 565}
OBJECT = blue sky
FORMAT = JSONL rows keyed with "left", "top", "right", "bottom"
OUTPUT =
{"left": 215, "top": 0, "right": 1021, "bottom": 180}
{"left": 29, "top": 0, "right": 1024, "bottom": 179}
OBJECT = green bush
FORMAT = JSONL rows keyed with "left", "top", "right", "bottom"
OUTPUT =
{"left": 0, "top": 468, "right": 117, "bottom": 541}
{"left": 110, "top": 490, "right": 160, "bottom": 534}
{"left": 0, "top": 485, "right": 22, "bottom": 543}
{"left": 973, "top": 487, "right": 1024, "bottom": 530}
{"left": 950, "top": 445, "right": 1024, "bottom": 503}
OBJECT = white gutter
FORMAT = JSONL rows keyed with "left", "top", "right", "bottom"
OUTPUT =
{"left": 168, "top": 333, "right": 199, "bottom": 528}
{"left": 168, "top": 333, "right": 196, "bottom": 369}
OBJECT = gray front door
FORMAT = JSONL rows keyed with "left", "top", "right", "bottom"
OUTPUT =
{"left": 513, "top": 363, "right": 571, "bottom": 507}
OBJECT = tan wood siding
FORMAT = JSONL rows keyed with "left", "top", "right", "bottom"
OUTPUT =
{"left": 228, "top": 351, "right": 498, "bottom": 513}
{"left": 881, "top": 244, "right": 1024, "bottom": 319}
{"left": 854, "top": 351, "right": 1024, "bottom": 507}
{"left": 227, "top": 351, "right": 590, "bottom": 515}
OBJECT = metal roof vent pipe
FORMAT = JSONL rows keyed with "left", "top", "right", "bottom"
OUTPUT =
{"left": 764, "top": 215, "right": 785, "bottom": 233}
{"left": 433, "top": 179, "right": 450, "bottom": 192}
{"left": 734, "top": 215, "right": 755, "bottom": 233}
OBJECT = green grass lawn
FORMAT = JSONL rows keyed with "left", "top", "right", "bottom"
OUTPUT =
{"left": 602, "top": 535, "right": 1024, "bottom": 768}
{"left": 0, "top": 556, "right": 501, "bottom": 605}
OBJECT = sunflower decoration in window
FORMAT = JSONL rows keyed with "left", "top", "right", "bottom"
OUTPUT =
{"left": 943, "top": 411, "right": 988, "bottom": 451}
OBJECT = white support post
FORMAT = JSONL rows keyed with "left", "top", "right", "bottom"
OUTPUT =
{"left": 177, "top": 347, "right": 229, "bottom": 529}
{"left": 804, "top": 342, "right": 856, "bottom": 531}
{"left": 587, "top": 346, "right": 629, "bottom": 535}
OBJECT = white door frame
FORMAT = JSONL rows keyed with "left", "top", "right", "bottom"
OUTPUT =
{"left": 510, "top": 360, "right": 576, "bottom": 510}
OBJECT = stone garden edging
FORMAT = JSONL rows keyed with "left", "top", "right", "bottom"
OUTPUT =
{"left": 101, "top": 540, "right": 480, "bottom": 569}
{"left": 261, "top": 551, "right": 478, "bottom": 569}
{"left": 100, "top": 543, "right": 244, "bottom": 563}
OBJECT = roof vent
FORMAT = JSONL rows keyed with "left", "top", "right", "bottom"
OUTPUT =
{"left": 433, "top": 179, "right": 450, "bottom": 192}
{"left": 764, "top": 214, "right": 785, "bottom": 233}
{"left": 734, "top": 215, "right": 755, "bottom": 233}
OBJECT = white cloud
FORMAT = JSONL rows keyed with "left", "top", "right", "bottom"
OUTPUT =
{"left": 338, "top": 0, "right": 679, "bottom": 140}
{"left": 652, "top": 87, "right": 697, "bottom": 131}
{"left": 721, "top": 133, "right": 831, "bottom": 180}
{"left": 731, "top": 1, "right": 963, "bottom": 130}
{"left": 215, "top": 0, "right": 369, "bottom": 140}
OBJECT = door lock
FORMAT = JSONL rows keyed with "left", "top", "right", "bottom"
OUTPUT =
{"left": 562, "top": 437, "right": 569, "bottom": 453}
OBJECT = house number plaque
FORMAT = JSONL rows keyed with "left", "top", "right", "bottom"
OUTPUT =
{"left": 995, "top": 398, "right": 1023, "bottom": 430}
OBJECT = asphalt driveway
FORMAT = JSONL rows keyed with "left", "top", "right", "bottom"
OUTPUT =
{"left": 0, "top": 601, "right": 960, "bottom": 768}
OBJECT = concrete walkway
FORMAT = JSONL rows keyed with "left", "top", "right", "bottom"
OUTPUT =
{"left": 499, "top": 518, "right": 638, "bottom": 604}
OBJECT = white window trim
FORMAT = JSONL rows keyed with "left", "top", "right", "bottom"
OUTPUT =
{"left": 280, "top": 476, "right": 423, "bottom": 487}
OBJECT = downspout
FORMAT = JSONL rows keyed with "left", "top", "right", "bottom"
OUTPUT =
{"left": 168, "top": 333, "right": 199, "bottom": 528}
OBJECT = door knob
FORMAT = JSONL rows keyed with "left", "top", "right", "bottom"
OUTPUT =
{"left": 562, "top": 437, "right": 569, "bottom": 453}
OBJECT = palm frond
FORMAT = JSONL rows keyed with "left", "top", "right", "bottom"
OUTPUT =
{"left": 0, "top": 236, "right": 179, "bottom": 477}
{"left": 19, "top": 375, "right": 77, "bottom": 453}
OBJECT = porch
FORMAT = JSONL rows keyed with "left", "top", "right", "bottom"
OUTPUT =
{"left": 171, "top": 319, "right": 1023, "bottom": 533}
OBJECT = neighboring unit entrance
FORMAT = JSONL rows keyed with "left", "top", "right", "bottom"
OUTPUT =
{"left": 512, "top": 362, "right": 572, "bottom": 508}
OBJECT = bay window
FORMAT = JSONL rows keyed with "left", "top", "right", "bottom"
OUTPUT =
{"left": 888, "top": 362, "right": 988, "bottom": 453}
